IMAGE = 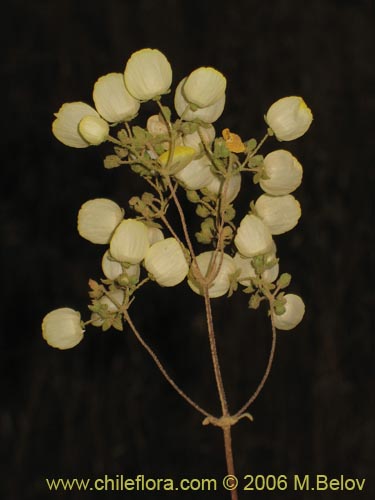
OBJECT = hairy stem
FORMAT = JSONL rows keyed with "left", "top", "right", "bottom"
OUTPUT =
{"left": 203, "top": 287, "right": 238, "bottom": 499}
{"left": 124, "top": 310, "right": 211, "bottom": 418}
{"left": 234, "top": 309, "right": 277, "bottom": 417}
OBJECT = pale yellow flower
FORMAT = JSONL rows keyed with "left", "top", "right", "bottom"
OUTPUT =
{"left": 110, "top": 219, "right": 150, "bottom": 264}
{"left": 174, "top": 78, "right": 225, "bottom": 123}
{"left": 77, "top": 199, "right": 124, "bottom": 244}
{"left": 266, "top": 96, "right": 313, "bottom": 141}
{"left": 144, "top": 238, "right": 189, "bottom": 287}
{"left": 124, "top": 48, "right": 172, "bottom": 101}
{"left": 255, "top": 194, "right": 301, "bottom": 235}
{"left": 260, "top": 149, "right": 303, "bottom": 195}
{"left": 42, "top": 308, "right": 84, "bottom": 350}
{"left": 188, "top": 252, "right": 236, "bottom": 298}
{"left": 52, "top": 102, "right": 99, "bottom": 148}
{"left": 234, "top": 214, "right": 274, "bottom": 257}
{"left": 273, "top": 294, "right": 305, "bottom": 331}
{"left": 93, "top": 72, "right": 140, "bottom": 122}
{"left": 183, "top": 67, "right": 226, "bottom": 108}
{"left": 78, "top": 115, "right": 109, "bottom": 145}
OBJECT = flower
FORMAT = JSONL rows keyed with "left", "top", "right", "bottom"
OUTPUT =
{"left": 144, "top": 238, "right": 189, "bottom": 287}
{"left": 234, "top": 214, "right": 274, "bottom": 257}
{"left": 188, "top": 252, "right": 236, "bottom": 298}
{"left": 183, "top": 67, "right": 226, "bottom": 108}
{"left": 205, "top": 172, "right": 242, "bottom": 203}
{"left": 52, "top": 102, "right": 100, "bottom": 148}
{"left": 93, "top": 73, "right": 140, "bottom": 123}
{"left": 110, "top": 219, "right": 150, "bottom": 264}
{"left": 78, "top": 115, "right": 109, "bottom": 145}
{"left": 273, "top": 294, "right": 305, "bottom": 331}
{"left": 233, "top": 252, "right": 279, "bottom": 286}
{"left": 255, "top": 194, "right": 301, "bottom": 235}
{"left": 124, "top": 48, "right": 172, "bottom": 101}
{"left": 182, "top": 125, "right": 215, "bottom": 152}
{"left": 101, "top": 250, "right": 140, "bottom": 282}
{"left": 77, "top": 199, "right": 124, "bottom": 244}
{"left": 260, "top": 150, "right": 303, "bottom": 195}
{"left": 174, "top": 78, "right": 225, "bottom": 123}
{"left": 158, "top": 146, "right": 196, "bottom": 172}
{"left": 175, "top": 156, "right": 215, "bottom": 190}
{"left": 42, "top": 308, "right": 84, "bottom": 350}
{"left": 266, "top": 96, "right": 313, "bottom": 141}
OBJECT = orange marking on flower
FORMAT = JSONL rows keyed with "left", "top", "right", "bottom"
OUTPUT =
{"left": 222, "top": 128, "right": 246, "bottom": 153}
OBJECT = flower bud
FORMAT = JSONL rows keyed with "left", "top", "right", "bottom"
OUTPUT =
{"left": 101, "top": 250, "right": 140, "bottom": 282}
{"left": 93, "top": 73, "right": 140, "bottom": 123}
{"left": 266, "top": 96, "right": 313, "bottom": 141}
{"left": 174, "top": 78, "right": 225, "bottom": 123}
{"left": 110, "top": 219, "right": 150, "bottom": 264}
{"left": 233, "top": 252, "right": 279, "bottom": 285}
{"left": 77, "top": 199, "right": 124, "bottom": 244}
{"left": 182, "top": 125, "right": 215, "bottom": 152}
{"left": 234, "top": 214, "right": 274, "bottom": 257}
{"left": 205, "top": 173, "right": 241, "bottom": 203}
{"left": 183, "top": 67, "right": 226, "bottom": 108}
{"left": 255, "top": 194, "right": 301, "bottom": 235}
{"left": 42, "top": 308, "right": 84, "bottom": 350}
{"left": 273, "top": 294, "right": 305, "bottom": 331}
{"left": 124, "top": 48, "right": 172, "bottom": 101}
{"left": 175, "top": 156, "right": 215, "bottom": 190}
{"left": 52, "top": 102, "right": 99, "bottom": 148}
{"left": 260, "top": 150, "right": 303, "bottom": 195}
{"left": 188, "top": 252, "right": 236, "bottom": 298}
{"left": 78, "top": 115, "right": 109, "bottom": 145}
{"left": 146, "top": 114, "right": 169, "bottom": 136}
{"left": 144, "top": 238, "right": 189, "bottom": 287}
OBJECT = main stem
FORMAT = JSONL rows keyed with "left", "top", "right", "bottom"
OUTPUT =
{"left": 203, "top": 287, "right": 238, "bottom": 500}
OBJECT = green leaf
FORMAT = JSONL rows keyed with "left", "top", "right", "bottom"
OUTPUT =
{"left": 196, "top": 204, "right": 210, "bottom": 218}
{"left": 112, "top": 315, "right": 124, "bottom": 332}
{"left": 214, "top": 138, "right": 230, "bottom": 159}
{"left": 186, "top": 190, "right": 200, "bottom": 203}
{"left": 249, "top": 293, "right": 262, "bottom": 309}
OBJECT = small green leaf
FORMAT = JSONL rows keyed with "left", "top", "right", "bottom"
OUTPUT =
{"left": 249, "top": 293, "right": 262, "bottom": 309}
{"left": 186, "top": 190, "right": 200, "bottom": 203}
{"left": 196, "top": 204, "right": 210, "bottom": 218}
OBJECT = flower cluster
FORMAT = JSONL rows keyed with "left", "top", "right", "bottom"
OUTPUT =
{"left": 43, "top": 48, "right": 312, "bottom": 349}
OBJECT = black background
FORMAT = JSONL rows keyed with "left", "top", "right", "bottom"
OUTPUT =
{"left": 1, "top": 1, "right": 374, "bottom": 499}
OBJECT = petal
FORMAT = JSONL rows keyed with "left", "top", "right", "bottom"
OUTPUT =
{"left": 175, "top": 156, "right": 215, "bottom": 190}
{"left": 174, "top": 78, "right": 225, "bottom": 123}
{"left": 266, "top": 96, "right": 313, "bottom": 141}
{"left": 52, "top": 102, "right": 99, "bottom": 148}
{"left": 255, "top": 194, "right": 301, "bottom": 235}
{"left": 124, "top": 48, "right": 172, "bottom": 101}
{"left": 260, "top": 149, "right": 303, "bottom": 195}
{"left": 77, "top": 199, "right": 124, "bottom": 244}
{"left": 188, "top": 252, "right": 236, "bottom": 298}
{"left": 144, "top": 238, "right": 189, "bottom": 287}
{"left": 183, "top": 67, "right": 226, "bottom": 108}
{"left": 78, "top": 115, "right": 109, "bottom": 145}
{"left": 110, "top": 219, "right": 150, "bottom": 264}
{"left": 93, "top": 73, "right": 140, "bottom": 122}
{"left": 273, "top": 294, "right": 305, "bottom": 330}
{"left": 42, "top": 308, "right": 84, "bottom": 350}
{"left": 234, "top": 214, "right": 274, "bottom": 257}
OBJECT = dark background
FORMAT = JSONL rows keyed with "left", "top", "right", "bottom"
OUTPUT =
{"left": 1, "top": 0, "right": 373, "bottom": 499}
